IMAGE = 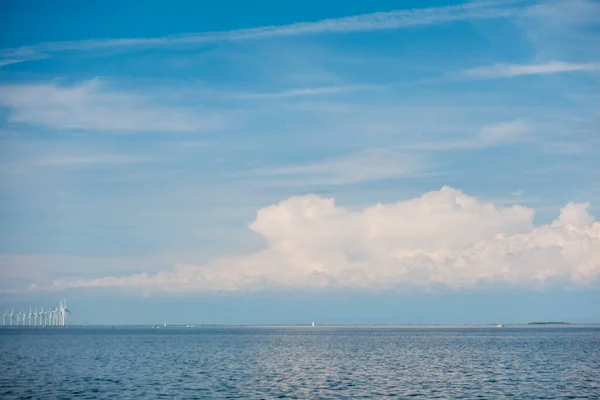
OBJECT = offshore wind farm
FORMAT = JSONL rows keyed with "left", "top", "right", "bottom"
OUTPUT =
{"left": 2, "top": 299, "right": 71, "bottom": 327}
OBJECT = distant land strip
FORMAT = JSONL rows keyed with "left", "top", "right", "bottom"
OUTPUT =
{"left": 527, "top": 322, "right": 570, "bottom": 325}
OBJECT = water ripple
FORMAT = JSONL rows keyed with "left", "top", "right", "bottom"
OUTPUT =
{"left": 0, "top": 327, "right": 599, "bottom": 399}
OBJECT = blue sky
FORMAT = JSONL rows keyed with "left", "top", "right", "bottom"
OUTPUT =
{"left": 1, "top": 0, "right": 599, "bottom": 324}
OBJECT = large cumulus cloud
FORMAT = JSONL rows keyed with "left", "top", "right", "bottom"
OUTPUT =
{"left": 44, "top": 186, "right": 600, "bottom": 293}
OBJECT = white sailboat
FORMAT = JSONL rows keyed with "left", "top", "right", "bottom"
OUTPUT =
{"left": 311, "top": 320, "right": 315, "bottom": 327}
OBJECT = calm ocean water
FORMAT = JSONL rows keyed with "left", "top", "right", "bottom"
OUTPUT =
{"left": 0, "top": 326, "right": 599, "bottom": 399}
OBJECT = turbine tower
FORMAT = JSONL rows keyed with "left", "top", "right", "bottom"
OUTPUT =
{"left": 9, "top": 309, "right": 14, "bottom": 326}
{"left": 34, "top": 306, "right": 38, "bottom": 326}
{"left": 28, "top": 307, "right": 33, "bottom": 326}
{"left": 2, "top": 311, "right": 6, "bottom": 326}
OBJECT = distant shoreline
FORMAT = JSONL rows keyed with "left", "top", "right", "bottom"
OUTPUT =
{"left": 527, "top": 322, "right": 570, "bottom": 325}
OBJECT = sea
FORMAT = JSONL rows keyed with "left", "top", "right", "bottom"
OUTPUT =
{"left": 0, "top": 325, "right": 599, "bottom": 399}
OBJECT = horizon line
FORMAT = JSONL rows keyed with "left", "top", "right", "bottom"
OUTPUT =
{"left": 3, "top": 322, "right": 598, "bottom": 328}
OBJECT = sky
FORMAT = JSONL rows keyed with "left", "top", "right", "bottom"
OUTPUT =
{"left": 1, "top": 0, "right": 599, "bottom": 325}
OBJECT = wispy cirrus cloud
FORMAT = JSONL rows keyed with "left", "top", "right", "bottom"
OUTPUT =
{"left": 0, "top": 59, "right": 33, "bottom": 68}
{"left": 232, "top": 85, "right": 378, "bottom": 100}
{"left": 518, "top": 0, "right": 600, "bottom": 60}
{"left": 463, "top": 61, "right": 600, "bottom": 78}
{"left": 0, "top": 79, "right": 225, "bottom": 132}
{"left": 39, "top": 155, "right": 152, "bottom": 166}
{"left": 258, "top": 149, "right": 426, "bottom": 186}
{"left": 0, "top": 0, "right": 524, "bottom": 67}
{"left": 0, "top": 47, "right": 50, "bottom": 67}
{"left": 240, "top": 120, "right": 533, "bottom": 187}
{"left": 402, "top": 120, "right": 530, "bottom": 151}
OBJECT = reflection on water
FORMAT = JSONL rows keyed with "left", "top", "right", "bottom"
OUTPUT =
{"left": 1, "top": 327, "right": 599, "bottom": 398}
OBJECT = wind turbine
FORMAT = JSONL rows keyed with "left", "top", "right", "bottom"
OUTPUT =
{"left": 34, "top": 306, "right": 38, "bottom": 326}
{"left": 28, "top": 307, "right": 33, "bottom": 326}
{"left": 40, "top": 306, "right": 45, "bottom": 326}
{"left": 9, "top": 309, "right": 14, "bottom": 326}
{"left": 2, "top": 311, "right": 6, "bottom": 326}
{"left": 60, "top": 299, "right": 71, "bottom": 327}
{"left": 17, "top": 311, "right": 22, "bottom": 326}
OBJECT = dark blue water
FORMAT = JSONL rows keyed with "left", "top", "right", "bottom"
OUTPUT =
{"left": 1, "top": 326, "right": 599, "bottom": 399}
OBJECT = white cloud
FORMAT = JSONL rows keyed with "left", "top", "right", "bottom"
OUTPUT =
{"left": 27, "top": 186, "right": 600, "bottom": 294}
{"left": 552, "top": 202, "right": 595, "bottom": 228}
{"left": 0, "top": 79, "right": 224, "bottom": 132}
{"left": 0, "top": 0, "right": 522, "bottom": 67}
{"left": 464, "top": 61, "right": 600, "bottom": 78}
